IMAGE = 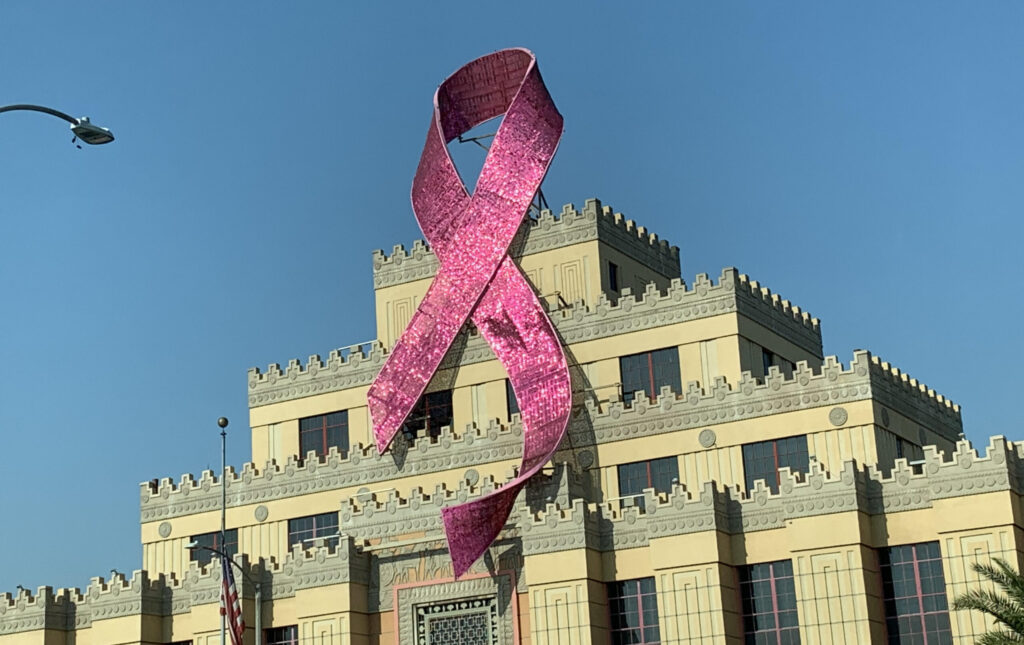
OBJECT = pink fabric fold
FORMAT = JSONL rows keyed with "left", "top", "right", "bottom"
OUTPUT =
{"left": 366, "top": 49, "right": 571, "bottom": 578}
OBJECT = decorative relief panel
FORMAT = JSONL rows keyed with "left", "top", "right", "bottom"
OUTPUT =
{"left": 395, "top": 573, "right": 514, "bottom": 645}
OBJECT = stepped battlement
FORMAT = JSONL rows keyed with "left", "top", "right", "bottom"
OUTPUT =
{"left": 563, "top": 349, "right": 961, "bottom": 446}
{"left": 249, "top": 267, "right": 824, "bottom": 407}
{"left": 161, "top": 351, "right": 962, "bottom": 524}
{"left": 371, "top": 198, "right": 681, "bottom": 289}
{"left": 518, "top": 436, "right": 1019, "bottom": 555}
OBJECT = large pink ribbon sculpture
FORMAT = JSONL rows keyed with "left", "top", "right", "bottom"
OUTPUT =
{"left": 367, "top": 49, "right": 571, "bottom": 578}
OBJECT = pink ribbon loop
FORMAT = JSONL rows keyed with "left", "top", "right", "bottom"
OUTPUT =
{"left": 367, "top": 49, "right": 571, "bottom": 578}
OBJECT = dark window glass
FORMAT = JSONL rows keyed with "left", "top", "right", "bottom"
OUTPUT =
{"left": 742, "top": 435, "right": 810, "bottom": 493}
{"left": 506, "top": 379, "right": 520, "bottom": 419}
{"left": 264, "top": 625, "right": 298, "bottom": 645}
{"left": 609, "top": 261, "right": 620, "bottom": 292}
{"left": 762, "top": 348, "right": 775, "bottom": 376}
{"left": 620, "top": 347, "right": 681, "bottom": 406}
{"left": 189, "top": 529, "right": 238, "bottom": 566}
{"left": 739, "top": 560, "right": 800, "bottom": 644}
{"left": 401, "top": 390, "right": 453, "bottom": 440}
{"left": 618, "top": 456, "right": 678, "bottom": 511}
{"left": 287, "top": 512, "right": 339, "bottom": 549}
{"left": 608, "top": 577, "right": 660, "bottom": 644}
{"left": 299, "top": 410, "right": 349, "bottom": 458}
{"left": 879, "top": 542, "right": 952, "bottom": 644}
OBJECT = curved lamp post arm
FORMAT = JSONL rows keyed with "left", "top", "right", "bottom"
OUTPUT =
{"left": 187, "top": 544, "right": 263, "bottom": 645}
{"left": 189, "top": 544, "right": 255, "bottom": 584}
{"left": 0, "top": 104, "right": 79, "bottom": 124}
{"left": 0, "top": 103, "right": 114, "bottom": 145}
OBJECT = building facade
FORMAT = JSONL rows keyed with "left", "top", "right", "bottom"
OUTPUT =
{"left": 1, "top": 198, "right": 1018, "bottom": 644}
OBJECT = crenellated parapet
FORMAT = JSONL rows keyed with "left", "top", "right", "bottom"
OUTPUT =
{"left": 248, "top": 267, "right": 824, "bottom": 407}
{"left": 518, "top": 437, "right": 1018, "bottom": 556}
{"left": 0, "top": 570, "right": 170, "bottom": 636}
{"left": 140, "top": 420, "right": 532, "bottom": 523}
{"left": 0, "top": 586, "right": 76, "bottom": 635}
{"left": 247, "top": 341, "right": 386, "bottom": 407}
{"left": 370, "top": 198, "right": 681, "bottom": 290}
{"left": 0, "top": 544, "right": 372, "bottom": 637}
{"left": 154, "top": 352, "right": 962, "bottom": 524}
{"left": 865, "top": 354, "right": 962, "bottom": 439}
{"left": 567, "top": 349, "right": 961, "bottom": 448}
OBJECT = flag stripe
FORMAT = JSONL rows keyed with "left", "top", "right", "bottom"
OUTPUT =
{"left": 221, "top": 553, "right": 245, "bottom": 645}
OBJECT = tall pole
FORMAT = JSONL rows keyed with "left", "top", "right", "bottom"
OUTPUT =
{"left": 255, "top": 557, "right": 262, "bottom": 645}
{"left": 218, "top": 417, "right": 229, "bottom": 645}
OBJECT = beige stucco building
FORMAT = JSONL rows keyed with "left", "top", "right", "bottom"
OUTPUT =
{"left": 1, "top": 198, "right": 1017, "bottom": 644}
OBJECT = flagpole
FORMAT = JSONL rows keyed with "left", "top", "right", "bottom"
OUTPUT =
{"left": 218, "top": 416, "right": 228, "bottom": 645}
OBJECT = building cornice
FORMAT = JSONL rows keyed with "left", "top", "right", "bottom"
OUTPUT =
{"left": 247, "top": 268, "right": 823, "bottom": 408}
{"left": 370, "top": 198, "right": 681, "bottom": 290}
{"left": 149, "top": 352, "right": 962, "bottom": 524}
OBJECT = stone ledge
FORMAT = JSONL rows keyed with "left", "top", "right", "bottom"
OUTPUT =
{"left": 149, "top": 353, "right": 962, "bottom": 523}
{"left": 248, "top": 267, "right": 824, "bottom": 407}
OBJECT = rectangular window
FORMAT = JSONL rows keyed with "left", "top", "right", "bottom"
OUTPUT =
{"left": 299, "top": 410, "right": 349, "bottom": 458}
{"left": 506, "top": 379, "right": 520, "bottom": 419}
{"left": 287, "top": 512, "right": 339, "bottom": 550}
{"left": 618, "top": 456, "right": 678, "bottom": 511}
{"left": 189, "top": 529, "right": 237, "bottom": 567}
{"left": 896, "top": 437, "right": 925, "bottom": 463}
{"left": 762, "top": 348, "right": 775, "bottom": 376}
{"left": 742, "top": 435, "right": 810, "bottom": 493}
{"left": 401, "top": 389, "right": 453, "bottom": 440}
{"left": 609, "top": 261, "right": 620, "bottom": 292}
{"left": 608, "top": 577, "right": 661, "bottom": 644}
{"left": 620, "top": 347, "right": 682, "bottom": 406}
{"left": 739, "top": 560, "right": 800, "bottom": 644}
{"left": 264, "top": 626, "right": 299, "bottom": 645}
{"left": 879, "top": 542, "right": 952, "bottom": 644}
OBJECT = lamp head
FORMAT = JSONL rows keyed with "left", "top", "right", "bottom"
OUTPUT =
{"left": 70, "top": 117, "right": 114, "bottom": 145}
{"left": 217, "top": 417, "right": 229, "bottom": 429}
{"left": 186, "top": 540, "right": 199, "bottom": 550}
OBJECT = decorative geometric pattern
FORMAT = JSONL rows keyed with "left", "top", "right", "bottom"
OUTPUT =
{"left": 396, "top": 573, "right": 514, "bottom": 645}
{"left": 417, "top": 597, "right": 498, "bottom": 645}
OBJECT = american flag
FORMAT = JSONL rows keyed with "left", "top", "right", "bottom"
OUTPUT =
{"left": 220, "top": 554, "right": 245, "bottom": 645}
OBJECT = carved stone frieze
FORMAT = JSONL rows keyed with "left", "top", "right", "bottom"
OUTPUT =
{"left": 371, "top": 198, "right": 680, "bottom": 290}
{"left": 148, "top": 352, "right": 963, "bottom": 524}
{"left": 517, "top": 437, "right": 1017, "bottom": 555}
{"left": 247, "top": 266, "right": 825, "bottom": 407}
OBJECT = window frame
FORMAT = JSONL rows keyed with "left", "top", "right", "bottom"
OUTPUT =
{"left": 742, "top": 435, "right": 810, "bottom": 494}
{"left": 607, "top": 576, "right": 661, "bottom": 644}
{"left": 617, "top": 456, "right": 679, "bottom": 511}
{"left": 298, "top": 409, "right": 349, "bottom": 458}
{"left": 401, "top": 389, "right": 454, "bottom": 440}
{"left": 608, "top": 261, "right": 620, "bottom": 292}
{"left": 505, "top": 379, "right": 520, "bottom": 419}
{"left": 879, "top": 541, "right": 953, "bottom": 644}
{"left": 264, "top": 625, "right": 299, "bottom": 645}
{"left": 619, "top": 347, "right": 682, "bottom": 406}
{"left": 738, "top": 559, "right": 800, "bottom": 644}
{"left": 188, "top": 529, "right": 238, "bottom": 566}
{"left": 287, "top": 512, "right": 339, "bottom": 550}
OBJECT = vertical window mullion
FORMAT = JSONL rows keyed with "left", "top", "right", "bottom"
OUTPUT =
{"left": 769, "top": 564, "right": 781, "bottom": 645}
{"left": 912, "top": 545, "right": 928, "bottom": 644}
{"left": 647, "top": 352, "right": 655, "bottom": 401}
{"left": 773, "top": 440, "right": 781, "bottom": 488}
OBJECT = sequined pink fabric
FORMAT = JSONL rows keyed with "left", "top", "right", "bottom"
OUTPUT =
{"left": 366, "top": 49, "right": 570, "bottom": 578}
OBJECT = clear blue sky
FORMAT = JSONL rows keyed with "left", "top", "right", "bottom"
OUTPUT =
{"left": 1, "top": 2, "right": 1021, "bottom": 592}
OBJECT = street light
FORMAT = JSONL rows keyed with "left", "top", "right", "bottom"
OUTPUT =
{"left": 0, "top": 104, "right": 114, "bottom": 145}
{"left": 187, "top": 541, "right": 262, "bottom": 645}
